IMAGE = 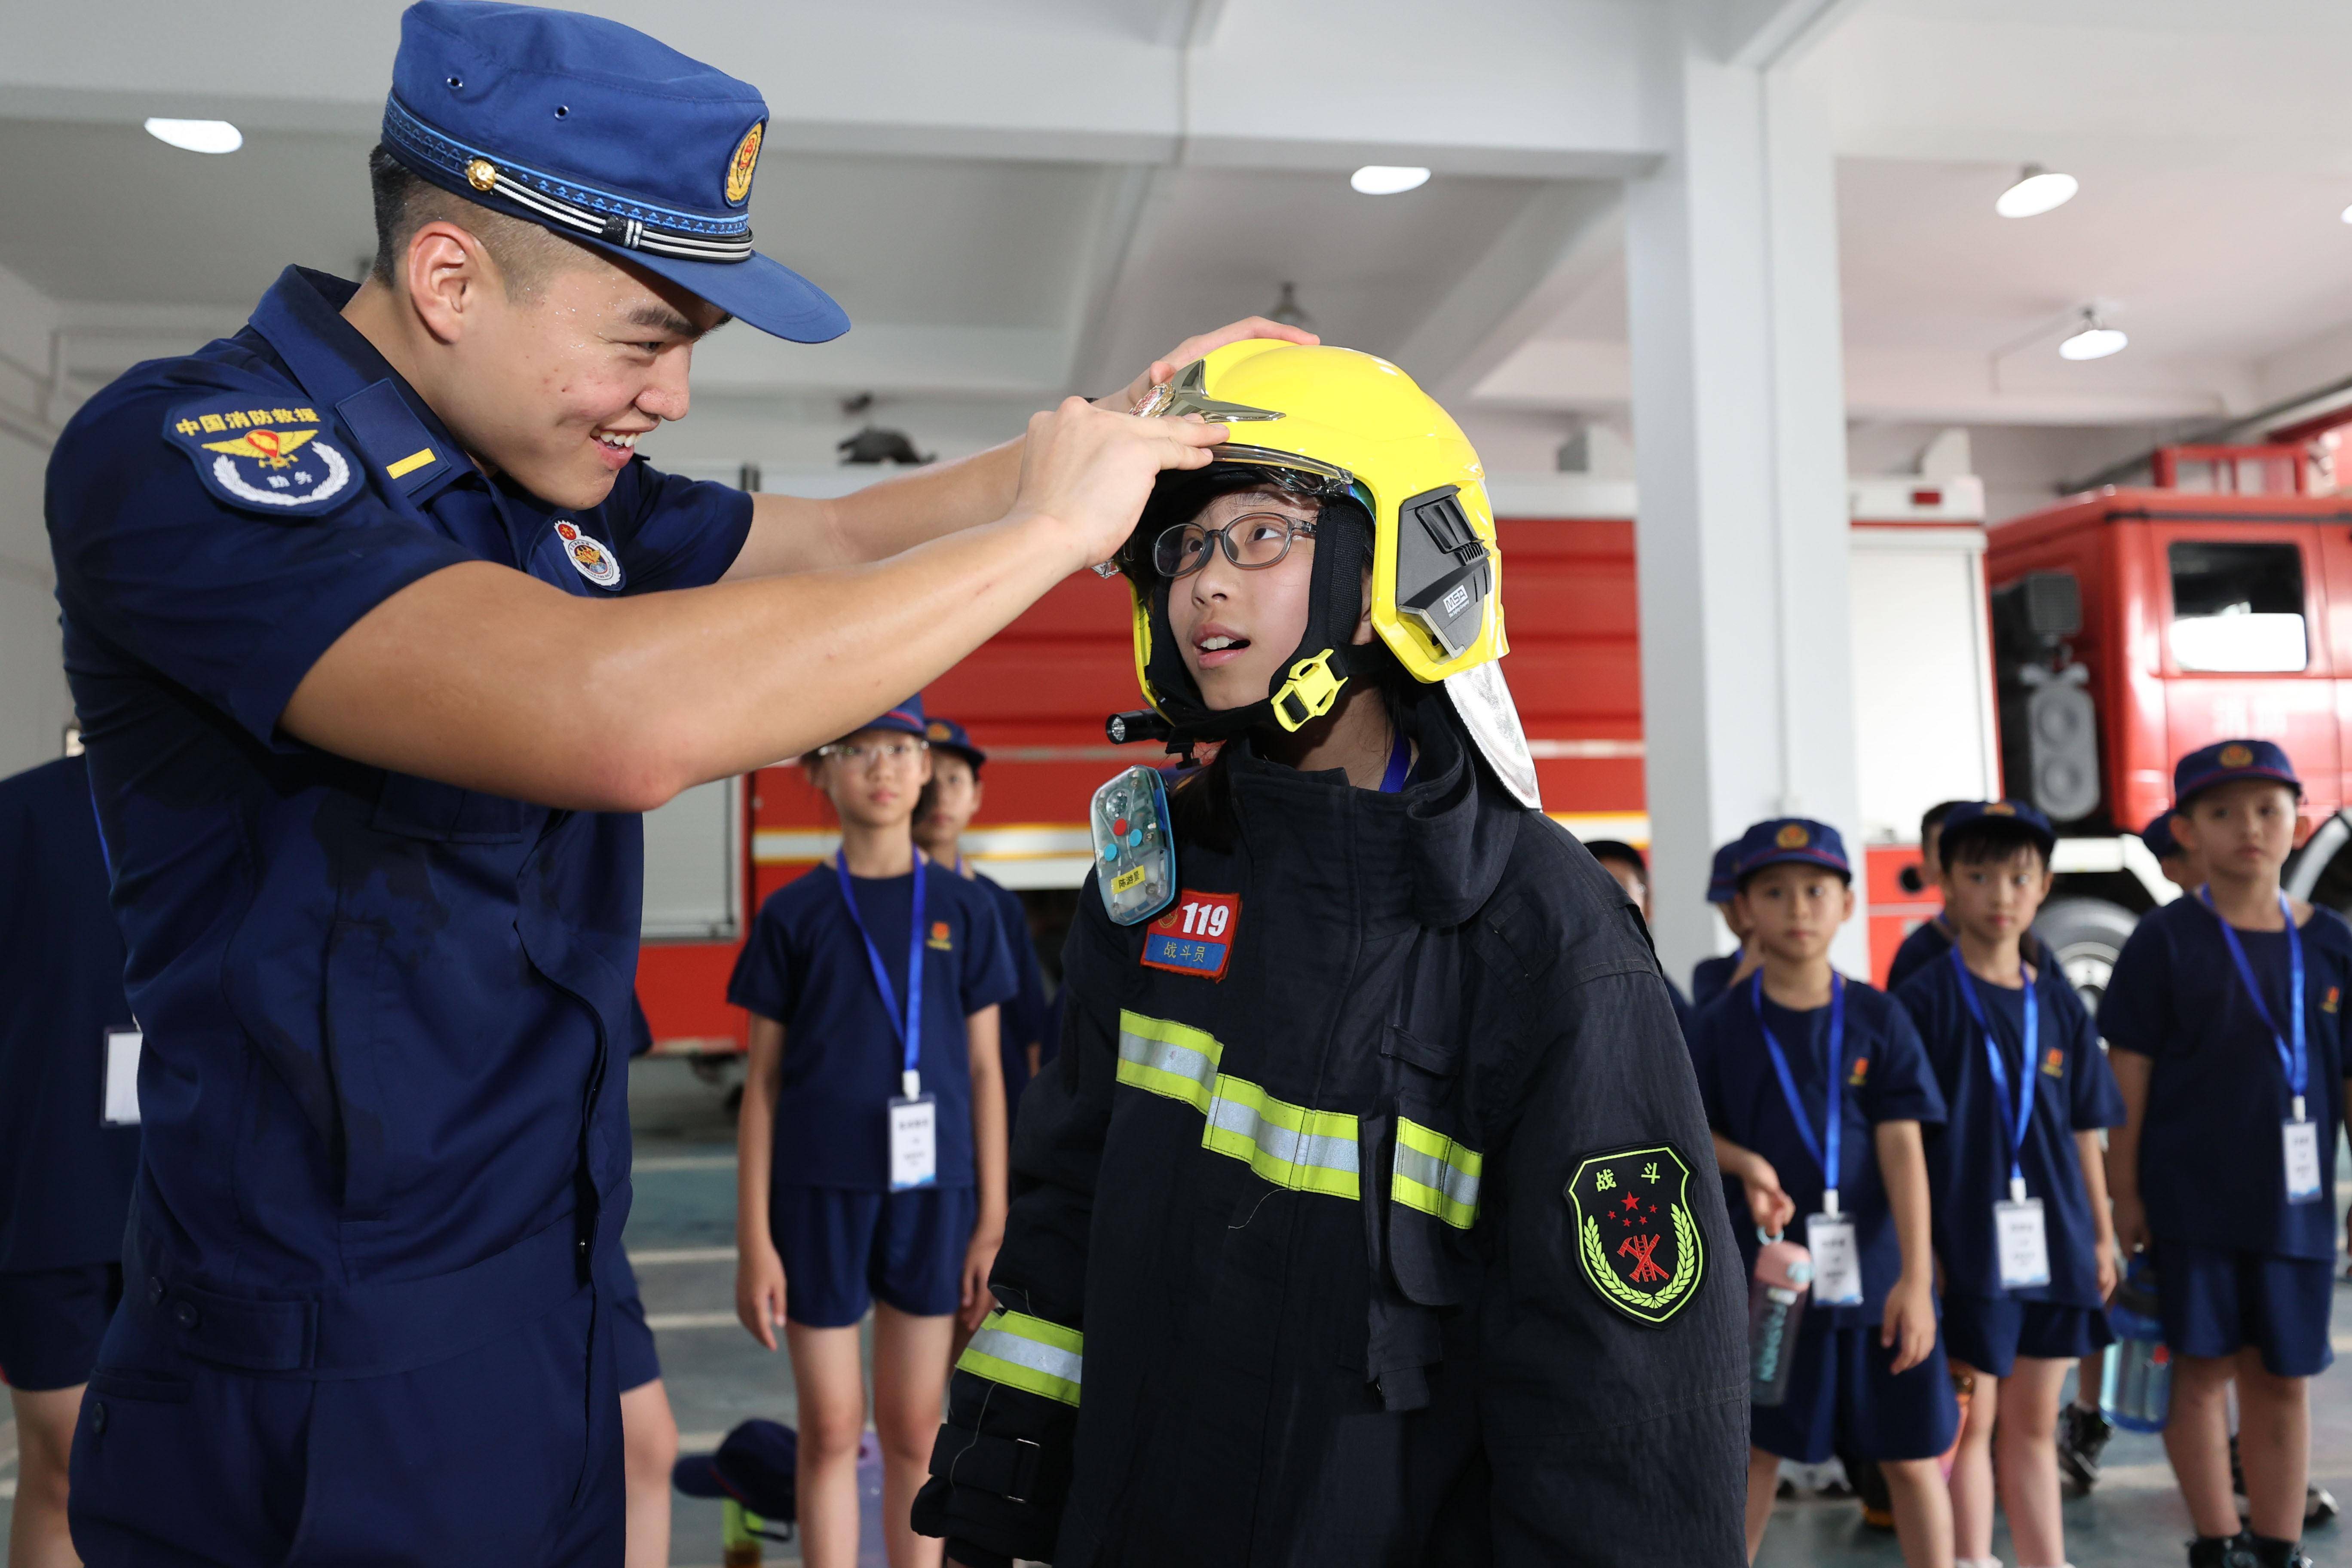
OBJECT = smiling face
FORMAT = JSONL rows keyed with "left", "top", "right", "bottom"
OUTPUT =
{"left": 1733, "top": 863, "right": 1854, "bottom": 967}
{"left": 1165, "top": 488, "right": 1373, "bottom": 711}
{"left": 2172, "top": 778, "right": 2298, "bottom": 884}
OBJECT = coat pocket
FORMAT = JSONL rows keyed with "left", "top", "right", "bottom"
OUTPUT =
{"left": 1384, "top": 1099, "right": 1482, "bottom": 1308}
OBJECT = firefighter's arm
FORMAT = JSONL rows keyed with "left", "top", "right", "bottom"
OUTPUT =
{"left": 913, "top": 919, "right": 1121, "bottom": 1565}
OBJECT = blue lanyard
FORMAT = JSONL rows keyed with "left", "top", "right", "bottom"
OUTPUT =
{"left": 831, "top": 851, "right": 928, "bottom": 1093}
{"left": 1948, "top": 944, "right": 2038, "bottom": 1198}
{"left": 2199, "top": 886, "right": 2309, "bottom": 1119}
{"left": 1750, "top": 971, "right": 1848, "bottom": 1213}
{"left": 1378, "top": 727, "right": 1412, "bottom": 793}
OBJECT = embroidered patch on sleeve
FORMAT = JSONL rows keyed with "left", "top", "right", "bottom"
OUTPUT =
{"left": 164, "top": 396, "right": 357, "bottom": 518}
{"left": 1140, "top": 890, "right": 1239, "bottom": 980}
{"left": 1563, "top": 1142, "right": 1706, "bottom": 1327}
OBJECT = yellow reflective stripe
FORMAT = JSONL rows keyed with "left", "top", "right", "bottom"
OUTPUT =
{"left": 1115, "top": 1011, "right": 1359, "bottom": 1200}
{"left": 1115, "top": 1010, "right": 1222, "bottom": 1112}
{"left": 955, "top": 1309, "right": 1083, "bottom": 1407}
{"left": 1392, "top": 1116, "right": 1482, "bottom": 1228}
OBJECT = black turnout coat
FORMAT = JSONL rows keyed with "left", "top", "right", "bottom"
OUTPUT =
{"left": 913, "top": 695, "right": 1746, "bottom": 1566}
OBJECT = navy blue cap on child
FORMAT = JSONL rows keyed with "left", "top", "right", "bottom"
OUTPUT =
{"left": 1735, "top": 818, "right": 1850, "bottom": 883}
{"left": 1936, "top": 799, "right": 2056, "bottom": 857}
{"left": 1707, "top": 841, "right": 1742, "bottom": 904}
{"left": 2172, "top": 738, "right": 2302, "bottom": 807}
{"left": 2140, "top": 810, "right": 2182, "bottom": 861}
{"left": 845, "top": 695, "right": 928, "bottom": 740}
{"left": 672, "top": 1418, "right": 799, "bottom": 1518}
{"left": 922, "top": 715, "right": 986, "bottom": 769}
{"left": 383, "top": 1, "right": 850, "bottom": 343}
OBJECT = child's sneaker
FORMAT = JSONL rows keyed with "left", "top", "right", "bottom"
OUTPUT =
{"left": 2187, "top": 1533, "right": 2255, "bottom": 1568}
{"left": 2244, "top": 1536, "right": 2313, "bottom": 1568}
{"left": 2056, "top": 1403, "right": 2112, "bottom": 1494}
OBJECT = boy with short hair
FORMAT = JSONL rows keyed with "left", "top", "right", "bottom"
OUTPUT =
{"left": 1687, "top": 819, "right": 1956, "bottom": 1568}
{"left": 1886, "top": 800, "right": 1973, "bottom": 991}
{"left": 2144, "top": 808, "right": 2206, "bottom": 893}
{"left": 1896, "top": 801, "right": 2123, "bottom": 1568}
{"left": 1692, "top": 841, "right": 1761, "bottom": 1009}
{"left": 2101, "top": 740, "right": 2352, "bottom": 1568}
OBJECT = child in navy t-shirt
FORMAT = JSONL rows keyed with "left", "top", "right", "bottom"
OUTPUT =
{"left": 2102, "top": 741, "right": 2350, "bottom": 1568}
{"left": 1687, "top": 818, "right": 1954, "bottom": 1566}
{"left": 1896, "top": 802, "right": 2122, "bottom": 1568}
{"left": 728, "top": 695, "right": 1017, "bottom": 1565}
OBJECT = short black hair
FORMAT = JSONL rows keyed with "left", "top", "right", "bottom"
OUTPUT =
{"left": 368, "top": 143, "right": 584, "bottom": 295}
{"left": 1920, "top": 799, "right": 1969, "bottom": 842}
{"left": 1939, "top": 817, "right": 2050, "bottom": 872}
{"left": 1583, "top": 839, "right": 1645, "bottom": 875}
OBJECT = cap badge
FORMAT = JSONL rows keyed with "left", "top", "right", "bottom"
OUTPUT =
{"left": 554, "top": 519, "right": 623, "bottom": 589}
{"left": 1776, "top": 824, "right": 1810, "bottom": 849}
{"left": 2220, "top": 743, "right": 2254, "bottom": 768}
{"left": 928, "top": 720, "right": 952, "bottom": 741}
{"left": 725, "top": 122, "right": 763, "bottom": 205}
{"left": 466, "top": 157, "right": 497, "bottom": 193}
{"left": 1987, "top": 802, "right": 2016, "bottom": 816}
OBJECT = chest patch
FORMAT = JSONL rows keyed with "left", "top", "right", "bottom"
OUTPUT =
{"left": 1564, "top": 1142, "right": 1706, "bottom": 1328}
{"left": 165, "top": 396, "right": 355, "bottom": 517}
{"left": 1141, "top": 890, "right": 1239, "bottom": 981}
{"left": 554, "top": 518, "right": 624, "bottom": 589}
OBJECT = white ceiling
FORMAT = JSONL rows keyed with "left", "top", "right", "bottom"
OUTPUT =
{"left": 6, "top": 0, "right": 2352, "bottom": 460}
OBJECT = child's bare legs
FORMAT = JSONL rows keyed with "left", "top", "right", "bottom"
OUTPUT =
{"left": 8, "top": 1384, "right": 83, "bottom": 1568}
{"left": 872, "top": 1303, "right": 954, "bottom": 1568}
{"left": 1744, "top": 1447, "right": 1784, "bottom": 1562}
{"left": 1994, "top": 1357, "right": 2070, "bottom": 1566}
{"left": 620, "top": 1378, "right": 680, "bottom": 1568}
{"left": 1882, "top": 1456, "right": 1957, "bottom": 1568}
{"left": 788, "top": 1321, "right": 871, "bottom": 1568}
{"left": 2164, "top": 1352, "right": 2243, "bottom": 1537}
{"left": 1946, "top": 1363, "right": 1997, "bottom": 1562}
{"left": 2234, "top": 1350, "right": 2312, "bottom": 1541}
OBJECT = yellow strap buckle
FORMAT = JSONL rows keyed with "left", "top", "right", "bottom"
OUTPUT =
{"left": 1272, "top": 649, "right": 1346, "bottom": 732}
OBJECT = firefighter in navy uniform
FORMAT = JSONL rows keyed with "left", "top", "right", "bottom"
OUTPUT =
{"left": 912, "top": 343, "right": 1748, "bottom": 1567}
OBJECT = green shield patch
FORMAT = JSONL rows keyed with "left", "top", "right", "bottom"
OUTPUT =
{"left": 1565, "top": 1142, "right": 1705, "bottom": 1328}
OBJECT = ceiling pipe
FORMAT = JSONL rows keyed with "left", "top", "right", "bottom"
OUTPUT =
{"left": 2056, "top": 368, "right": 2352, "bottom": 495}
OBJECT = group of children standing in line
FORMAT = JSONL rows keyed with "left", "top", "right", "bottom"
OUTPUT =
{"left": 1628, "top": 737, "right": 2341, "bottom": 1568}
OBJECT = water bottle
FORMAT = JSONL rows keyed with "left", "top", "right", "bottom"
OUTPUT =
{"left": 1749, "top": 1229, "right": 1813, "bottom": 1408}
{"left": 2100, "top": 1254, "right": 2170, "bottom": 1433}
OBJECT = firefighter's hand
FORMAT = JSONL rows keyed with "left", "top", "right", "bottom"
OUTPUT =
{"left": 959, "top": 1229, "right": 1002, "bottom": 1333}
{"left": 737, "top": 1241, "right": 787, "bottom": 1352}
{"left": 1103, "top": 318, "right": 1320, "bottom": 412}
{"left": 1882, "top": 1273, "right": 1936, "bottom": 1375}
{"left": 1013, "top": 398, "right": 1228, "bottom": 572}
{"left": 1741, "top": 1164, "right": 1795, "bottom": 1237}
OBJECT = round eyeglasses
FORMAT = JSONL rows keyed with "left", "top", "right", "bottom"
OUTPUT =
{"left": 1152, "top": 511, "right": 1319, "bottom": 579}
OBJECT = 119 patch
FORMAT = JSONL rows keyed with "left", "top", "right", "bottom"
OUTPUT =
{"left": 165, "top": 395, "right": 355, "bottom": 517}
{"left": 1563, "top": 1142, "right": 1706, "bottom": 1327}
{"left": 1141, "top": 890, "right": 1239, "bottom": 981}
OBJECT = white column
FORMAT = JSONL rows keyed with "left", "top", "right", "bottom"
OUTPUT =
{"left": 1626, "top": 40, "right": 1868, "bottom": 981}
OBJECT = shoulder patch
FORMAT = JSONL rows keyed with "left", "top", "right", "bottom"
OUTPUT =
{"left": 164, "top": 395, "right": 356, "bottom": 517}
{"left": 1564, "top": 1142, "right": 1706, "bottom": 1327}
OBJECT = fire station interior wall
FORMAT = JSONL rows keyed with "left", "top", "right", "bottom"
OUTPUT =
{"left": 0, "top": 429, "right": 68, "bottom": 780}
{"left": 641, "top": 774, "right": 743, "bottom": 943}
{"left": 1846, "top": 531, "right": 2001, "bottom": 842}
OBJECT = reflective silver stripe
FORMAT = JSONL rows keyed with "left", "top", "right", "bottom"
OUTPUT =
{"left": 1117, "top": 1011, "right": 1359, "bottom": 1199}
{"left": 956, "top": 1311, "right": 1084, "bottom": 1406}
{"left": 1393, "top": 1142, "right": 1480, "bottom": 1222}
{"left": 1115, "top": 1012, "right": 1220, "bottom": 1112}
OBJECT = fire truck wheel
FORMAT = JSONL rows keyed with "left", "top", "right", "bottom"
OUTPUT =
{"left": 2034, "top": 897, "right": 2140, "bottom": 1012}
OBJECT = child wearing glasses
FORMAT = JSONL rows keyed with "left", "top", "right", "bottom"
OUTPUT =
{"left": 729, "top": 694, "right": 1017, "bottom": 1568}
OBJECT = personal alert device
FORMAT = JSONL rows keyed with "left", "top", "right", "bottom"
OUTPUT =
{"left": 1090, "top": 766, "right": 1177, "bottom": 926}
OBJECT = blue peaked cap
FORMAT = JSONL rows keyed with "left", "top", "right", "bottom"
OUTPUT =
{"left": 2172, "top": 737, "right": 2302, "bottom": 807}
{"left": 384, "top": 2, "right": 849, "bottom": 343}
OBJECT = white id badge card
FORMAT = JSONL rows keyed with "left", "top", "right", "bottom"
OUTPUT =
{"left": 888, "top": 1095, "right": 938, "bottom": 1191}
{"left": 101, "top": 1027, "right": 143, "bottom": 1127}
{"left": 2284, "top": 1118, "right": 2323, "bottom": 1205}
{"left": 1805, "top": 1212, "right": 1864, "bottom": 1307}
{"left": 1994, "top": 1198, "right": 2052, "bottom": 1289}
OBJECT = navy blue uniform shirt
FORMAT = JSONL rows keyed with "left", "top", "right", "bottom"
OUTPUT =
{"left": 729, "top": 861, "right": 1017, "bottom": 1190}
{"left": 1898, "top": 952, "right": 2124, "bottom": 1307}
{"left": 1691, "top": 952, "right": 1741, "bottom": 1010}
{"left": 973, "top": 870, "right": 1050, "bottom": 1115}
{"left": 1688, "top": 977, "right": 1947, "bottom": 1325}
{"left": 1885, "top": 919, "right": 1953, "bottom": 993}
{"left": 2100, "top": 897, "right": 2352, "bottom": 1262}
{"left": 0, "top": 755, "right": 140, "bottom": 1273}
{"left": 46, "top": 266, "right": 751, "bottom": 1298}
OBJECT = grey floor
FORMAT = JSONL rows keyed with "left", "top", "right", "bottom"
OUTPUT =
{"left": 6, "top": 1058, "right": 2349, "bottom": 1568}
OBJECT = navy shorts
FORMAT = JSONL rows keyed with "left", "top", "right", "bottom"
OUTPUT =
{"left": 1941, "top": 1295, "right": 2114, "bottom": 1379}
{"left": 0, "top": 1263, "right": 122, "bottom": 1392}
{"left": 772, "top": 1185, "right": 977, "bottom": 1329}
{"left": 597, "top": 1246, "right": 662, "bottom": 1393}
{"left": 2153, "top": 1241, "right": 2336, "bottom": 1378}
{"left": 1752, "top": 1316, "right": 1960, "bottom": 1464}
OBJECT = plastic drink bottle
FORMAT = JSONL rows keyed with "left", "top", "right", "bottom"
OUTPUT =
{"left": 1749, "top": 1229, "right": 1813, "bottom": 1408}
{"left": 2100, "top": 1254, "right": 2171, "bottom": 1433}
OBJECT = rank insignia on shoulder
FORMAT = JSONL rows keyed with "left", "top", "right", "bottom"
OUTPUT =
{"left": 165, "top": 396, "right": 355, "bottom": 517}
{"left": 1563, "top": 1143, "right": 1705, "bottom": 1327}
{"left": 1141, "top": 890, "right": 1238, "bottom": 981}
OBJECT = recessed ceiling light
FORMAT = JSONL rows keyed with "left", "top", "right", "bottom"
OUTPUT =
{"left": 1350, "top": 165, "right": 1430, "bottom": 196}
{"left": 1996, "top": 162, "right": 2078, "bottom": 218}
{"left": 2340, "top": 202, "right": 2352, "bottom": 225}
{"left": 144, "top": 117, "right": 242, "bottom": 155}
{"left": 2058, "top": 309, "right": 2127, "bottom": 361}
